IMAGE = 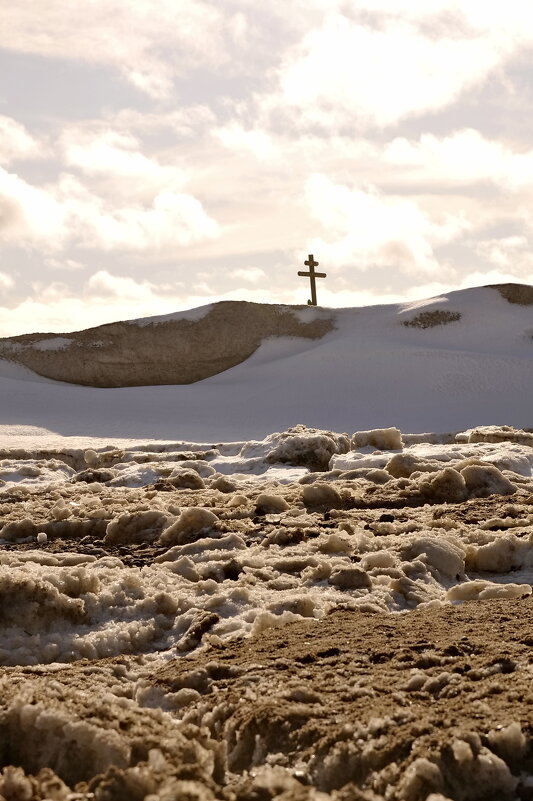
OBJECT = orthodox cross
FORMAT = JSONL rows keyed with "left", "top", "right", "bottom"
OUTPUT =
{"left": 298, "top": 254, "right": 326, "bottom": 306}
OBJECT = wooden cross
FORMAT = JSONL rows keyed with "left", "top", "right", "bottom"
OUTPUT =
{"left": 298, "top": 254, "right": 326, "bottom": 306}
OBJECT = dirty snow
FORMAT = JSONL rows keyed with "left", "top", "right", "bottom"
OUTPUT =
{"left": 1, "top": 423, "right": 533, "bottom": 670}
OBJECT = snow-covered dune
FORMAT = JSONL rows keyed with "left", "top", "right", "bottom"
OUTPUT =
{"left": 0, "top": 283, "right": 532, "bottom": 441}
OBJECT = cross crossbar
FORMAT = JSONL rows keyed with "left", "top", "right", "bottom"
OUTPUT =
{"left": 297, "top": 254, "right": 326, "bottom": 306}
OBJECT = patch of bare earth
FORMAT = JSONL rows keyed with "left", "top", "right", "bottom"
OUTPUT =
{"left": 490, "top": 283, "right": 533, "bottom": 306}
{"left": 0, "top": 301, "right": 333, "bottom": 387}
{"left": 403, "top": 311, "right": 462, "bottom": 330}
{"left": 156, "top": 600, "right": 533, "bottom": 801}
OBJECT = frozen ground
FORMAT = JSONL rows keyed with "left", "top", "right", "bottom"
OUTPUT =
{"left": 1, "top": 422, "right": 533, "bottom": 799}
{"left": 0, "top": 285, "right": 533, "bottom": 799}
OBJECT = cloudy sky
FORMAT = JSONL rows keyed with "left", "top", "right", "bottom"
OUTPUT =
{"left": 1, "top": 0, "right": 533, "bottom": 335}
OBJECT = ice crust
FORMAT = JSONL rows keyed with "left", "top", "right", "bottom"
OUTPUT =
{"left": 1, "top": 422, "right": 533, "bottom": 798}
{"left": 0, "top": 424, "right": 532, "bottom": 668}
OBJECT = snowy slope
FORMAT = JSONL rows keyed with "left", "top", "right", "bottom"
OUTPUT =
{"left": 1, "top": 284, "right": 532, "bottom": 442}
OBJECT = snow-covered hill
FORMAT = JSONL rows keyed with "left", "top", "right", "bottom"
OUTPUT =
{"left": 2, "top": 284, "right": 533, "bottom": 799}
{"left": 1, "top": 283, "right": 532, "bottom": 442}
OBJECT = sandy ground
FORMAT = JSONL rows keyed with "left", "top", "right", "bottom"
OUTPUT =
{"left": 1, "top": 451, "right": 533, "bottom": 801}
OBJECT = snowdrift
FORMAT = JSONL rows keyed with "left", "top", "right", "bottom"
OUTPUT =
{"left": 0, "top": 282, "right": 532, "bottom": 440}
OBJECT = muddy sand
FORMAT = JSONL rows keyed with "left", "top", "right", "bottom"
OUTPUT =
{"left": 1, "top": 426, "right": 533, "bottom": 799}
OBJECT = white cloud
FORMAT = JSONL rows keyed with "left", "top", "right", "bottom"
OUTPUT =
{"left": 384, "top": 129, "right": 533, "bottom": 188}
{"left": 0, "top": 168, "right": 67, "bottom": 249}
{"left": 103, "top": 106, "right": 217, "bottom": 139}
{"left": 230, "top": 267, "right": 267, "bottom": 283}
{"left": 60, "top": 128, "right": 187, "bottom": 201}
{"left": 0, "top": 164, "right": 219, "bottom": 256}
{"left": 341, "top": 0, "right": 530, "bottom": 26}
{"left": 475, "top": 236, "right": 533, "bottom": 277}
{"left": 0, "top": 116, "right": 41, "bottom": 164}
{"left": 304, "top": 174, "right": 469, "bottom": 274}
{"left": 76, "top": 188, "right": 220, "bottom": 252}
{"left": 86, "top": 270, "right": 154, "bottom": 301}
{"left": 0, "top": 272, "right": 15, "bottom": 290}
{"left": 215, "top": 125, "right": 278, "bottom": 160}
{"left": 2, "top": 0, "right": 241, "bottom": 98}
{"left": 274, "top": 13, "right": 508, "bottom": 128}
{"left": 44, "top": 257, "right": 85, "bottom": 271}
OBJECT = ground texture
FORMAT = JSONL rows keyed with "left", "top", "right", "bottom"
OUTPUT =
{"left": 1, "top": 435, "right": 533, "bottom": 801}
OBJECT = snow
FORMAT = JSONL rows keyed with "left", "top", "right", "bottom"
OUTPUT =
{"left": 33, "top": 337, "right": 74, "bottom": 351}
{"left": 133, "top": 303, "right": 213, "bottom": 326}
{"left": 0, "top": 419, "right": 533, "bottom": 666}
{"left": 0, "top": 285, "right": 533, "bottom": 442}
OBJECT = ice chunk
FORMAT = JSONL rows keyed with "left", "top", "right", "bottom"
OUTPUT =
{"left": 488, "top": 722, "right": 526, "bottom": 762}
{"left": 255, "top": 493, "right": 290, "bottom": 513}
{"left": 386, "top": 453, "right": 437, "bottom": 478}
{"left": 158, "top": 507, "right": 219, "bottom": 546}
{"left": 328, "top": 567, "right": 371, "bottom": 590}
{"left": 465, "top": 425, "right": 533, "bottom": 446}
{"left": 460, "top": 464, "right": 517, "bottom": 498}
{"left": 84, "top": 449, "right": 99, "bottom": 467}
{"left": 266, "top": 426, "right": 350, "bottom": 471}
{"left": 302, "top": 483, "right": 342, "bottom": 509}
{"left": 104, "top": 510, "right": 171, "bottom": 545}
{"left": 403, "top": 537, "right": 465, "bottom": 579}
{"left": 351, "top": 427, "right": 403, "bottom": 451}
{"left": 211, "top": 475, "right": 237, "bottom": 493}
{"left": 167, "top": 469, "right": 205, "bottom": 489}
{"left": 418, "top": 468, "right": 468, "bottom": 503}
{"left": 465, "top": 535, "right": 527, "bottom": 573}
{"left": 447, "top": 580, "right": 531, "bottom": 601}
{"left": 360, "top": 551, "right": 396, "bottom": 570}
{"left": 0, "top": 518, "right": 37, "bottom": 542}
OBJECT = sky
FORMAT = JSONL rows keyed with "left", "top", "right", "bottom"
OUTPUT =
{"left": 1, "top": 0, "right": 533, "bottom": 335}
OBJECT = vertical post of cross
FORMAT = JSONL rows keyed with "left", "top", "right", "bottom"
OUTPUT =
{"left": 297, "top": 254, "right": 327, "bottom": 306}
